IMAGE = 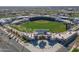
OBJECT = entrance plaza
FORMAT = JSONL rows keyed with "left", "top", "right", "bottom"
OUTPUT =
{"left": 21, "top": 30, "right": 77, "bottom": 52}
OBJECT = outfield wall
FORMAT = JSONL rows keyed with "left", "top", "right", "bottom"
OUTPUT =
{"left": 29, "top": 16, "right": 56, "bottom": 21}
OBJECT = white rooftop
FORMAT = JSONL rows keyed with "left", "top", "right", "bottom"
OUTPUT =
{"left": 52, "top": 31, "right": 76, "bottom": 40}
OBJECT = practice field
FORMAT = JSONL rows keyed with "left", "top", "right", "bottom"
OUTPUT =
{"left": 11, "top": 20, "right": 66, "bottom": 32}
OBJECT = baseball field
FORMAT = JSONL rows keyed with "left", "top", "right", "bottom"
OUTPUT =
{"left": 11, "top": 20, "right": 66, "bottom": 32}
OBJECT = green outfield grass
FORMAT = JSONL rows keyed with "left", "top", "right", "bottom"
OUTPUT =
{"left": 11, "top": 20, "right": 66, "bottom": 32}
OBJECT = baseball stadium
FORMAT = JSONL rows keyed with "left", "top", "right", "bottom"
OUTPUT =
{"left": 0, "top": 7, "right": 79, "bottom": 52}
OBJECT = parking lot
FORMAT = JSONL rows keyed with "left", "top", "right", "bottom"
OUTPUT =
{"left": 0, "top": 28, "right": 19, "bottom": 52}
